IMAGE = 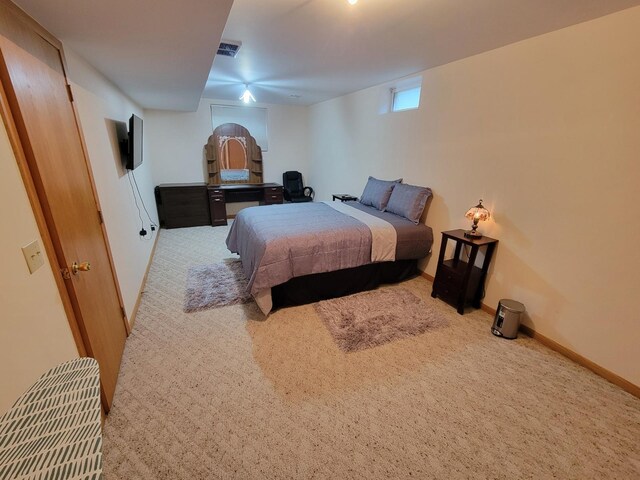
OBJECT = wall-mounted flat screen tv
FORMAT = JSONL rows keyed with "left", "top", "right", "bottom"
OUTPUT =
{"left": 126, "top": 114, "right": 143, "bottom": 170}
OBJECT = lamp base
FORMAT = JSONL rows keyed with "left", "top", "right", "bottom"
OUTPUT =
{"left": 464, "top": 230, "right": 483, "bottom": 239}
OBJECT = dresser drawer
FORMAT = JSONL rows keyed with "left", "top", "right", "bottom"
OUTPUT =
{"left": 264, "top": 187, "right": 283, "bottom": 205}
{"left": 206, "top": 186, "right": 227, "bottom": 226}
{"left": 434, "top": 282, "right": 460, "bottom": 305}
{"left": 434, "top": 267, "right": 461, "bottom": 289}
{"left": 264, "top": 194, "right": 283, "bottom": 205}
{"left": 436, "top": 267, "right": 463, "bottom": 286}
{"left": 208, "top": 195, "right": 227, "bottom": 226}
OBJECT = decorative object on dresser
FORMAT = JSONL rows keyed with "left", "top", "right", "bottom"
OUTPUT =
{"left": 332, "top": 194, "right": 358, "bottom": 202}
{"left": 431, "top": 229, "right": 498, "bottom": 314}
{"left": 205, "top": 123, "right": 263, "bottom": 185}
{"left": 464, "top": 199, "right": 491, "bottom": 238}
{"left": 282, "top": 171, "right": 314, "bottom": 202}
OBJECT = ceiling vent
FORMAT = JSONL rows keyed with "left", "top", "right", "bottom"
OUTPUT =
{"left": 217, "top": 40, "right": 242, "bottom": 58}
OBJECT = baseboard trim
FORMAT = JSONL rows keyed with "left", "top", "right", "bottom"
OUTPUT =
{"left": 128, "top": 230, "right": 160, "bottom": 330}
{"left": 517, "top": 324, "right": 640, "bottom": 398}
{"left": 419, "top": 271, "right": 434, "bottom": 282}
{"left": 419, "top": 270, "right": 640, "bottom": 399}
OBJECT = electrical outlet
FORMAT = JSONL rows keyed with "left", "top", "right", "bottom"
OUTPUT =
{"left": 22, "top": 240, "right": 44, "bottom": 274}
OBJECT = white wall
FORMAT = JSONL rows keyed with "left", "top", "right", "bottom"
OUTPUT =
{"left": 0, "top": 120, "right": 78, "bottom": 414}
{"left": 308, "top": 8, "right": 640, "bottom": 386}
{"left": 146, "top": 98, "right": 310, "bottom": 186}
{"left": 65, "top": 50, "right": 159, "bottom": 319}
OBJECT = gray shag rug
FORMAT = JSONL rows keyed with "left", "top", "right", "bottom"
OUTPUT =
{"left": 184, "top": 260, "right": 252, "bottom": 312}
{"left": 315, "top": 287, "right": 448, "bottom": 352}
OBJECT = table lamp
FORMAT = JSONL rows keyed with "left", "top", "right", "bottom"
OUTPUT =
{"left": 464, "top": 199, "right": 490, "bottom": 238}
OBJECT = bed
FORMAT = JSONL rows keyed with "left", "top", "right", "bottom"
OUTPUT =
{"left": 226, "top": 188, "right": 433, "bottom": 314}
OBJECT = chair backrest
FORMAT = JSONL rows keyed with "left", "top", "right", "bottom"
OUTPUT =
{"left": 283, "top": 171, "right": 304, "bottom": 195}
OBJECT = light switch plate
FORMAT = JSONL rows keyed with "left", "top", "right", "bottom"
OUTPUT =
{"left": 22, "top": 240, "right": 44, "bottom": 274}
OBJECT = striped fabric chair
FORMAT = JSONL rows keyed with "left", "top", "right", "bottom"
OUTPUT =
{"left": 0, "top": 358, "right": 103, "bottom": 480}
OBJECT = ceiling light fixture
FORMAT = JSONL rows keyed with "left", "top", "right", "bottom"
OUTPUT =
{"left": 239, "top": 84, "right": 256, "bottom": 104}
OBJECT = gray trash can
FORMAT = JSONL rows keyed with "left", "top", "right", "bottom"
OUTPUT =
{"left": 492, "top": 299, "right": 525, "bottom": 339}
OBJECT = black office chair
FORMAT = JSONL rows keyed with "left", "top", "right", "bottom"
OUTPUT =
{"left": 282, "top": 171, "right": 314, "bottom": 202}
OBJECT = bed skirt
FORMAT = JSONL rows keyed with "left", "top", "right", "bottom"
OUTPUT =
{"left": 271, "top": 259, "right": 418, "bottom": 310}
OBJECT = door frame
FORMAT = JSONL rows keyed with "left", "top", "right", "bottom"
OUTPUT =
{"left": 0, "top": 0, "right": 131, "bottom": 406}
{"left": 0, "top": 84, "right": 88, "bottom": 354}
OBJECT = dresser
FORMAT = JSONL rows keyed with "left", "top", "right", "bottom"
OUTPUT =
{"left": 155, "top": 183, "right": 210, "bottom": 229}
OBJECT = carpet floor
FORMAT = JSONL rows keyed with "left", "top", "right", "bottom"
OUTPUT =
{"left": 102, "top": 226, "right": 640, "bottom": 480}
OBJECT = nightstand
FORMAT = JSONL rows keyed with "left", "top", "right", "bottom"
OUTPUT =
{"left": 431, "top": 229, "right": 498, "bottom": 314}
{"left": 332, "top": 194, "right": 358, "bottom": 202}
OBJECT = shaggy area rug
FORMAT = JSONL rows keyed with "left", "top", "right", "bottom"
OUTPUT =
{"left": 184, "top": 260, "right": 252, "bottom": 312}
{"left": 315, "top": 287, "right": 448, "bottom": 352}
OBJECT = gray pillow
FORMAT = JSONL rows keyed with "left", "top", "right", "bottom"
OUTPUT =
{"left": 359, "top": 176, "right": 402, "bottom": 210}
{"left": 385, "top": 183, "right": 432, "bottom": 224}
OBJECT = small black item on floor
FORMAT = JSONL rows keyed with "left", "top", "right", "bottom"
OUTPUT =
{"left": 492, "top": 299, "right": 525, "bottom": 339}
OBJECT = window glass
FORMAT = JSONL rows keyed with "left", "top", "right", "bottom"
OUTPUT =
{"left": 392, "top": 86, "right": 421, "bottom": 112}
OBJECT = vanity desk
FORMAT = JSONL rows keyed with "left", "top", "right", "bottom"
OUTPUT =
{"left": 208, "top": 183, "right": 283, "bottom": 226}
{"left": 155, "top": 183, "right": 283, "bottom": 228}
{"left": 156, "top": 123, "right": 284, "bottom": 228}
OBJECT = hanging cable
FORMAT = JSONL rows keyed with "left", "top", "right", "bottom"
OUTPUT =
{"left": 130, "top": 170, "right": 158, "bottom": 228}
{"left": 127, "top": 170, "right": 147, "bottom": 236}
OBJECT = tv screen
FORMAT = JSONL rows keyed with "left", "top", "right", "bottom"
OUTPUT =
{"left": 126, "top": 114, "right": 143, "bottom": 170}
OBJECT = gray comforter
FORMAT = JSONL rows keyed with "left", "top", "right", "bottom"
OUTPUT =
{"left": 226, "top": 201, "right": 432, "bottom": 296}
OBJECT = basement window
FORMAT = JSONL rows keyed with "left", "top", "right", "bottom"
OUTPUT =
{"left": 391, "top": 85, "right": 421, "bottom": 112}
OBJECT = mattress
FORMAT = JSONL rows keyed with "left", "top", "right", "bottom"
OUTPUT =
{"left": 226, "top": 200, "right": 433, "bottom": 313}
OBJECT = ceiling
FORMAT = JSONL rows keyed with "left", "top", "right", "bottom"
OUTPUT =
{"left": 13, "top": 0, "right": 640, "bottom": 110}
{"left": 13, "top": 0, "right": 233, "bottom": 111}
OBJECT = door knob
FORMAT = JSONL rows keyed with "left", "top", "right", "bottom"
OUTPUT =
{"left": 72, "top": 261, "right": 91, "bottom": 274}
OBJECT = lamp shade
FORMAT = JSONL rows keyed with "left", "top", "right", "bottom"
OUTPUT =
{"left": 465, "top": 199, "right": 490, "bottom": 222}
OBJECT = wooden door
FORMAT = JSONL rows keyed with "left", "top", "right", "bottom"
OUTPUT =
{"left": 0, "top": 9, "right": 127, "bottom": 412}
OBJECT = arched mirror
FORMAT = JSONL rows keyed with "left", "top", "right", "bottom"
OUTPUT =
{"left": 221, "top": 137, "right": 247, "bottom": 170}
{"left": 205, "top": 123, "right": 263, "bottom": 185}
{"left": 219, "top": 136, "right": 248, "bottom": 181}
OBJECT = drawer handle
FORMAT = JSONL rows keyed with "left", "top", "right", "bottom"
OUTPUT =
{"left": 214, "top": 199, "right": 221, "bottom": 202}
